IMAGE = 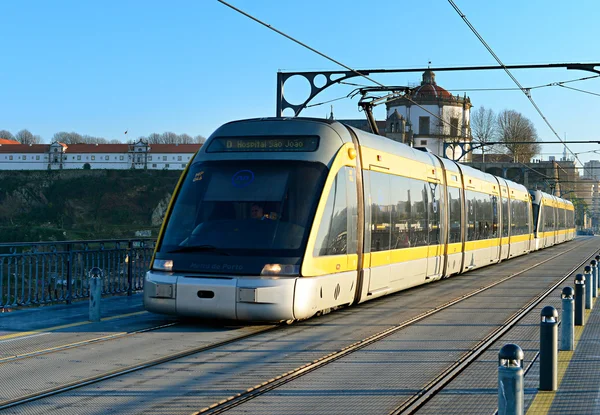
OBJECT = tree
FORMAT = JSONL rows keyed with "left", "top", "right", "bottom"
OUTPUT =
{"left": 496, "top": 110, "right": 540, "bottom": 163}
{"left": 471, "top": 106, "right": 496, "bottom": 161}
{"left": 194, "top": 135, "right": 207, "bottom": 144}
{"left": 15, "top": 129, "right": 42, "bottom": 144}
{"left": 178, "top": 134, "right": 193, "bottom": 144}
{"left": 0, "top": 130, "right": 15, "bottom": 141}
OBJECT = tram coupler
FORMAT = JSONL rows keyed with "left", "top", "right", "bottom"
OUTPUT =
{"left": 539, "top": 306, "right": 558, "bottom": 391}
{"left": 560, "top": 287, "right": 575, "bottom": 351}
{"left": 89, "top": 267, "right": 104, "bottom": 322}
{"left": 584, "top": 266, "right": 593, "bottom": 310}
{"left": 498, "top": 343, "right": 524, "bottom": 415}
{"left": 574, "top": 273, "right": 585, "bottom": 326}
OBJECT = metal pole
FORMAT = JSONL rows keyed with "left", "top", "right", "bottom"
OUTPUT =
{"left": 596, "top": 255, "right": 600, "bottom": 293}
{"left": 127, "top": 240, "right": 134, "bottom": 296}
{"left": 88, "top": 267, "right": 103, "bottom": 322}
{"left": 584, "top": 266, "right": 593, "bottom": 310}
{"left": 574, "top": 273, "right": 585, "bottom": 326}
{"left": 561, "top": 287, "right": 575, "bottom": 351}
{"left": 498, "top": 343, "right": 524, "bottom": 415}
{"left": 592, "top": 259, "right": 598, "bottom": 299}
{"left": 539, "top": 306, "right": 558, "bottom": 391}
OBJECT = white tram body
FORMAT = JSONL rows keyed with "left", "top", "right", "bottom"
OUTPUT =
{"left": 530, "top": 190, "right": 575, "bottom": 251}
{"left": 144, "top": 118, "right": 576, "bottom": 322}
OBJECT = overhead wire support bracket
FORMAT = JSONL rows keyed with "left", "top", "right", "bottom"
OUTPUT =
{"left": 276, "top": 62, "right": 600, "bottom": 117}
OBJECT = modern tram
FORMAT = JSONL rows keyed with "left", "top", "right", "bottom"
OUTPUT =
{"left": 144, "top": 117, "right": 576, "bottom": 322}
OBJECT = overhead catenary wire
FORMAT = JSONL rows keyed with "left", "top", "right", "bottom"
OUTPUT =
{"left": 217, "top": 0, "right": 457, "bottom": 131}
{"left": 447, "top": 0, "right": 586, "bottom": 172}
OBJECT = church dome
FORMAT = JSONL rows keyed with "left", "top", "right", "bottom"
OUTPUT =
{"left": 412, "top": 70, "right": 453, "bottom": 99}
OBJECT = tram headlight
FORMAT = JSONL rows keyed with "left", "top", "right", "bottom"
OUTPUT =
{"left": 261, "top": 264, "right": 300, "bottom": 276}
{"left": 153, "top": 259, "right": 173, "bottom": 272}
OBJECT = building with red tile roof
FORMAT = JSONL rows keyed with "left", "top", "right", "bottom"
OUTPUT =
{"left": 0, "top": 139, "right": 202, "bottom": 170}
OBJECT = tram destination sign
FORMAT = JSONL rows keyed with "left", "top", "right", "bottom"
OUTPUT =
{"left": 207, "top": 136, "right": 319, "bottom": 152}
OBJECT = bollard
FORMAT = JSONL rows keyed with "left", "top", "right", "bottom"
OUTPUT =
{"left": 561, "top": 287, "right": 575, "bottom": 351}
{"left": 584, "top": 266, "right": 593, "bottom": 310}
{"left": 574, "top": 274, "right": 585, "bottom": 326}
{"left": 88, "top": 267, "right": 103, "bottom": 322}
{"left": 498, "top": 343, "right": 524, "bottom": 415}
{"left": 592, "top": 259, "right": 598, "bottom": 299}
{"left": 539, "top": 306, "right": 558, "bottom": 391}
{"left": 596, "top": 255, "right": 600, "bottom": 293}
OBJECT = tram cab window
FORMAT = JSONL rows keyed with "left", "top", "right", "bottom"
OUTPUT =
{"left": 159, "top": 160, "right": 327, "bottom": 256}
{"left": 313, "top": 167, "right": 358, "bottom": 256}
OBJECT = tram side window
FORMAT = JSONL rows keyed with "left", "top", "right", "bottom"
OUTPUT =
{"left": 510, "top": 199, "right": 529, "bottom": 236}
{"left": 558, "top": 208, "right": 566, "bottom": 229}
{"left": 448, "top": 187, "right": 462, "bottom": 243}
{"left": 543, "top": 205, "right": 555, "bottom": 231}
{"left": 410, "top": 180, "right": 429, "bottom": 247}
{"left": 313, "top": 167, "right": 357, "bottom": 256}
{"left": 478, "top": 193, "right": 493, "bottom": 240}
{"left": 501, "top": 197, "right": 509, "bottom": 237}
{"left": 390, "top": 175, "right": 411, "bottom": 249}
{"left": 370, "top": 171, "right": 391, "bottom": 252}
{"left": 428, "top": 182, "right": 441, "bottom": 245}
{"left": 491, "top": 195, "right": 499, "bottom": 238}
{"left": 466, "top": 191, "right": 476, "bottom": 241}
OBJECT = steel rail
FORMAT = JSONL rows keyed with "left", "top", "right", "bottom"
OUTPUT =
{"left": 0, "top": 321, "right": 179, "bottom": 365}
{"left": 0, "top": 324, "right": 278, "bottom": 411}
{"left": 192, "top": 241, "right": 587, "bottom": 415}
{"left": 392, "top": 247, "right": 598, "bottom": 415}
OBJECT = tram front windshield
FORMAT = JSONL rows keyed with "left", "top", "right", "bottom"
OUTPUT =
{"left": 159, "top": 160, "right": 327, "bottom": 257}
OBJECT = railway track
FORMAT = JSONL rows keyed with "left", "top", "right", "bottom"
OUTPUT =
{"left": 193, "top": 242, "right": 597, "bottom": 415}
{"left": 0, "top": 240, "right": 594, "bottom": 413}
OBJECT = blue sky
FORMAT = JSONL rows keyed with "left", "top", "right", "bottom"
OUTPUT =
{"left": 1, "top": 0, "right": 599, "bottom": 164}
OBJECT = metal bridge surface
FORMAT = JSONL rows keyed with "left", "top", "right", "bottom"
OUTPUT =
{"left": 0, "top": 237, "right": 599, "bottom": 415}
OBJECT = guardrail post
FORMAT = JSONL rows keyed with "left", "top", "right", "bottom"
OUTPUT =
{"left": 561, "top": 287, "right": 574, "bottom": 351}
{"left": 540, "top": 306, "right": 558, "bottom": 391}
{"left": 596, "top": 255, "right": 600, "bottom": 294}
{"left": 66, "top": 243, "right": 72, "bottom": 305}
{"left": 88, "top": 267, "right": 103, "bottom": 322}
{"left": 584, "top": 265, "right": 593, "bottom": 310}
{"left": 574, "top": 273, "right": 585, "bottom": 326}
{"left": 127, "top": 240, "right": 133, "bottom": 296}
{"left": 498, "top": 343, "right": 524, "bottom": 415}
{"left": 592, "top": 259, "right": 598, "bottom": 299}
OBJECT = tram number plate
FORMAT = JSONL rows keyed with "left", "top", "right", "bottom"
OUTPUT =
{"left": 155, "top": 284, "right": 174, "bottom": 298}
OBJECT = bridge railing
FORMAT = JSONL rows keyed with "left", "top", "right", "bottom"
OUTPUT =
{"left": 0, "top": 239, "right": 156, "bottom": 309}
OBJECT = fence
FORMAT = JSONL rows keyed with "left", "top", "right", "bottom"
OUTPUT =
{"left": 0, "top": 239, "right": 156, "bottom": 309}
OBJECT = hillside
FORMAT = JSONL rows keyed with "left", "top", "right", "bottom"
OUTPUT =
{"left": 0, "top": 170, "right": 183, "bottom": 243}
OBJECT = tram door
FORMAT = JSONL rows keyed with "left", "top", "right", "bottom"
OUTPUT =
{"left": 490, "top": 193, "right": 501, "bottom": 262}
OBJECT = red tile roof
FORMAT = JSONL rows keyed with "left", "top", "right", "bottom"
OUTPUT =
{"left": 0, "top": 143, "right": 202, "bottom": 154}
{"left": 0, "top": 144, "right": 50, "bottom": 153}
{"left": 0, "top": 138, "right": 19, "bottom": 144}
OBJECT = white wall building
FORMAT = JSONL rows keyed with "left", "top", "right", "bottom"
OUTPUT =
{"left": 384, "top": 70, "right": 473, "bottom": 161}
{"left": 0, "top": 139, "right": 202, "bottom": 171}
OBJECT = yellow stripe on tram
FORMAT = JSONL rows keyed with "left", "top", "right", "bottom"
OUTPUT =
{"left": 0, "top": 310, "right": 147, "bottom": 342}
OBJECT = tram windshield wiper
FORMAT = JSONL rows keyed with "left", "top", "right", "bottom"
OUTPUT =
{"left": 168, "top": 245, "right": 230, "bottom": 255}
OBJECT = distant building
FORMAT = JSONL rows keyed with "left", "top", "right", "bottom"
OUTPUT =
{"left": 583, "top": 160, "right": 600, "bottom": 181}
{"left": 0, "top": 139, "right": 201, "bottom": 170}
{"left": 385, "top": 70, "right": 473, "bottom": 161}
{"left": 333, "top": 70, "right": 473, "bottom": 161}
{"left": 0, "top": 138, "right": 19, "bottom": 145}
